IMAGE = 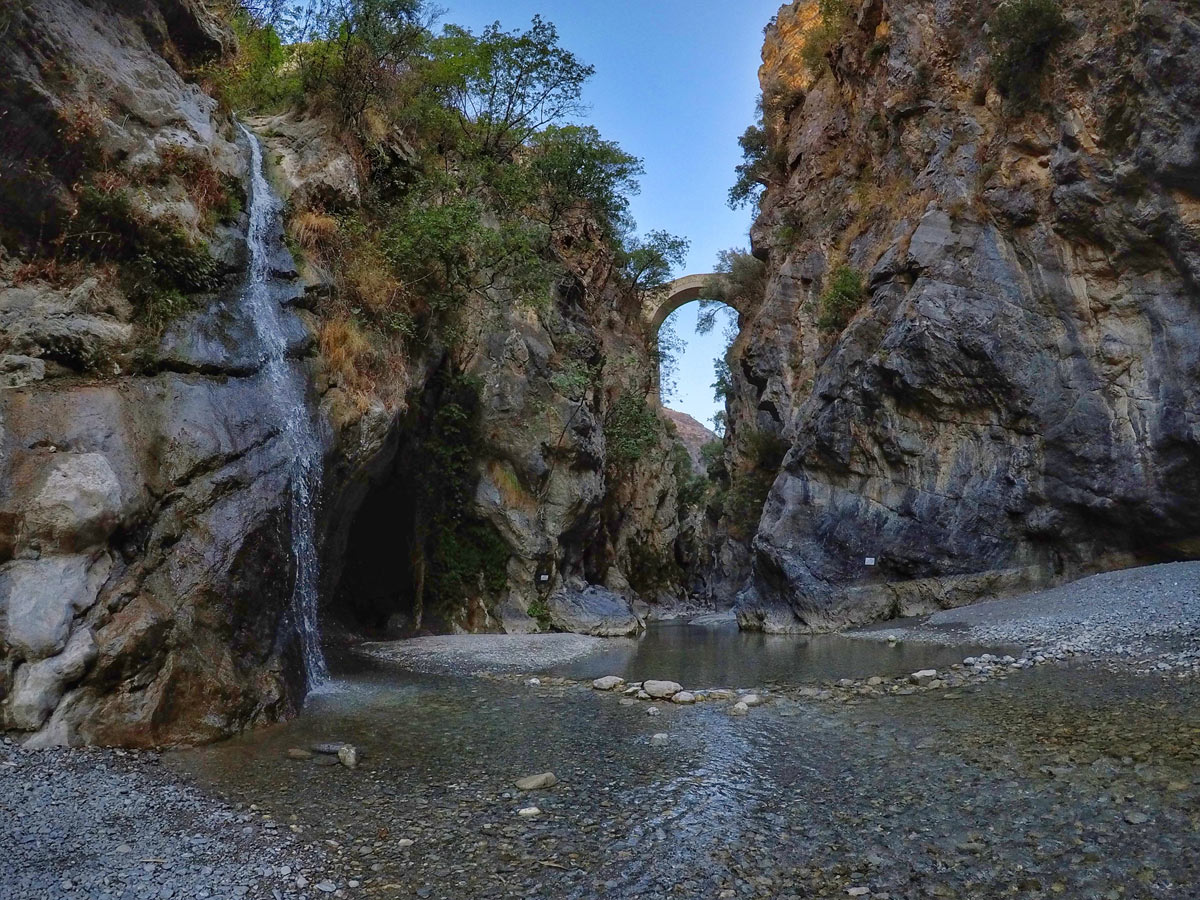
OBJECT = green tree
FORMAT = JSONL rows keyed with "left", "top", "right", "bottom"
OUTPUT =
{"left": 296, "top": 0, "right": 427, "bottom": 126}
{"left": 729, "top": 121, "right": 770, "bottom": 209}
{"left": 427, "top": 16, "right": 595, "bottom": 158}
{"left": 621, "top": 230, "right": 689, "bottom": 294}
{"left": 526, "top": 125, "right": 643, "bottom": 234}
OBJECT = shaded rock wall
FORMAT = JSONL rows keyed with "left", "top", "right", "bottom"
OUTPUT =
{"left": 730, "top": 0, "right": 1200, "bottom": 631}
{"left": 0, "top": 0, "right": 314, "bottom": 745}
{"left": 0, "top": 1, "right": 699, "bottom": 744}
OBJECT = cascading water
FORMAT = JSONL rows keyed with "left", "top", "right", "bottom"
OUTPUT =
{"left": 238, "top": 123, "right": 328, "bottom": 689}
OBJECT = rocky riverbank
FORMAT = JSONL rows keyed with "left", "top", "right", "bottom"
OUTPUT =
{"left": 850, "top": 562, "right": 1200, "bottom": 674}
{"left": 0, "top": 738, "right": 347, "bottom": 900}
{"left": 155, "top": 657, "right": 1200, "bottom": 900}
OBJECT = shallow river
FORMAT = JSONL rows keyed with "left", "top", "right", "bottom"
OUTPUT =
{"left": 169, "top": 625, "right": 1200, "bottom": 899}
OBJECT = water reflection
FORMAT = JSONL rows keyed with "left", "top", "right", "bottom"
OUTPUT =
{"left": 552, "top": 620, "right": 1005, "bottom": 686}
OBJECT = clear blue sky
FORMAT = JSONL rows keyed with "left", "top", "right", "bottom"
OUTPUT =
{"left": 437, "top": 0, "right": 780, "bottom": 426}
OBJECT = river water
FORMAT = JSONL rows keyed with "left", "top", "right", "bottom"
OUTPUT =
{"left": 169, "top": 625, "right": 1200, "bottom": 899}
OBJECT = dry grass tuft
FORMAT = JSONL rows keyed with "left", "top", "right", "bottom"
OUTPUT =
{"left": 319, "top": 314, "right": 410, "bottom": 413}
{"left": 289, "top": 210, "right": 340, "bottom": 255}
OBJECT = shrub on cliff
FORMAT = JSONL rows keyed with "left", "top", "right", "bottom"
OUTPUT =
{"left": 800, "top": 0, "right": 855, "bottom": 78}
{"left": 816, "top": 266, "right": 866, "bottom": 332}
{"left": 605, "top": 393, "right": 663, "bottom": 468}
{"left": 989, "top": 0, "right": 1070, "bottom": 108}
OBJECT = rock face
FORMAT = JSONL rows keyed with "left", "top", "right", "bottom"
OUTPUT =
{"left": 545, "top": 586, "right": 643, "bottom": 637}
{"left": 0, "top": 0, "right": 316, "bottom": 746}
{"left": 0, "top": 0, "right": 699, "bottom": 745}
{"left": 662, "top": 409, "right": 718, "bottom": 473}
{"left": 728, "top": 0, "right": 1200, "bottom": 632}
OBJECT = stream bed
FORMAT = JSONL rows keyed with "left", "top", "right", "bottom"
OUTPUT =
{"left": 167, "top": 627, "right": 1200, "bottom": 899}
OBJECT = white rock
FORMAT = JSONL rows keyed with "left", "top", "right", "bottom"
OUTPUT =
{"left": 729, "top": 702, "right": 749, "bottom": 716}
{"left": 650, "top": 733, "right": 669, "bottom": 746}
{"left": 643, "top": 680, "right": 683, "bottom": 699}
{"left": 636, "top": 690, "right": 651, "bottom": 700}
{"left": 592, "top": 676, "right": 625, "bottom": 691}
{"left": 21, "top": 453, "right": 124, "bottom": 553}
{"left": 517, "top": 806, "right": 541, "bottom": 817}
{"left": 525, "top": 677, "right": 541, "bottom": 686}
{"left": 910, "top": 669, "right": 937, "bottom": 686}
{"left": 671, "top": 691, "right": 696, "bottom": 705}
{"left": 646, "top": 706, "right": 661, "bottom": 717}
{"left": 336, "top": 745, "right": 359, "bottom": 769}
{"left": 1, "top": 554, "right": 111, "bottom": 659}
{"left": 8, "top": 627, "right": 97, "bottom": 730}
{"left": 514, "top": 772, "right": 557, "bottom": 791}
{"left": 739, "top": 693, "right": 765, "bottom": 707}
{"left": 396, "top": 838, "right": 414, "bottom": 848}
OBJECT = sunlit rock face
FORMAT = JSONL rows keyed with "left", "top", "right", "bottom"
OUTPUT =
{"left": 730, "top": 0, "right": 1200, "bottom": 632}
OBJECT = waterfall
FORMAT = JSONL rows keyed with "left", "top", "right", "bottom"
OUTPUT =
{"left": 238, "top": 123, "right": 328, "bottom": 689}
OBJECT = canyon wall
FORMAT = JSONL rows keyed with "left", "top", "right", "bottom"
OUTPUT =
{"left": 0, "top": 0, "right": 695, "bottom": 745}
{"left": 729, "top": 0, "right": 1200, "bottom": 631}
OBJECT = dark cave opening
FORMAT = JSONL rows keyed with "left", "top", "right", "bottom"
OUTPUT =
{"left": 332, "top": 462, "right": 419, "bottom": 637}
{"left": 324, "top": 368, "right": 514, "bottom": 639}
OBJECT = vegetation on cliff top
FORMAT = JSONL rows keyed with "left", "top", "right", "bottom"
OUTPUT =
{"left": 208, "top": 0, "right": 685, "bottom": 408}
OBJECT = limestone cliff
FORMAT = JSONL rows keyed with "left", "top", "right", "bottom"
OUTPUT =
{"left": 729, "top": 0, "right": 1200, "bottom": 631}
{"left": 0, "top": 0, "right": 696, "bottom": 745}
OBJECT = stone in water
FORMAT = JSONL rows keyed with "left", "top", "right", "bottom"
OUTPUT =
{"left": 514, "top": 772, "right": 557, "bottom": 791}
{"left": 643, "top": 680, "right": 682, "bottom": 699}
{"left": 592, "top": 676, "right": 625, "bottom": 691}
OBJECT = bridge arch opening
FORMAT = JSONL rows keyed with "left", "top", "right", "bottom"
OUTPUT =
{"left": 646, "top": 274, "right": 741, "bottom": 432}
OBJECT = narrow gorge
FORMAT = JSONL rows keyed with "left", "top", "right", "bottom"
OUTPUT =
{"left": 3, "top": 1, "right": 1200, "bottom": 898}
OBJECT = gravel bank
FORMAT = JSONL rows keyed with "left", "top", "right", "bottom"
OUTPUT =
{"left": 1, "top": 737, "right": 344, "bottom": 900}
{"left": 355, "top": 633, "right": 620, "bottom": 673}
{"left": 852, "top": 562, "right": 1200, "bottom": 669}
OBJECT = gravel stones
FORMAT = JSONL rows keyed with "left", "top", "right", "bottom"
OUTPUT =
{"left": 0, "top": 740, "right": 337, "bottom": 900}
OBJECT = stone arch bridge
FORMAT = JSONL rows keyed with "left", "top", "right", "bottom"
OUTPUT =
{"left": 642, "top": 273, "right": 740, "bottom": 397}
{"left": 643, "top": 273, "right": 726, "bottom": 333}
